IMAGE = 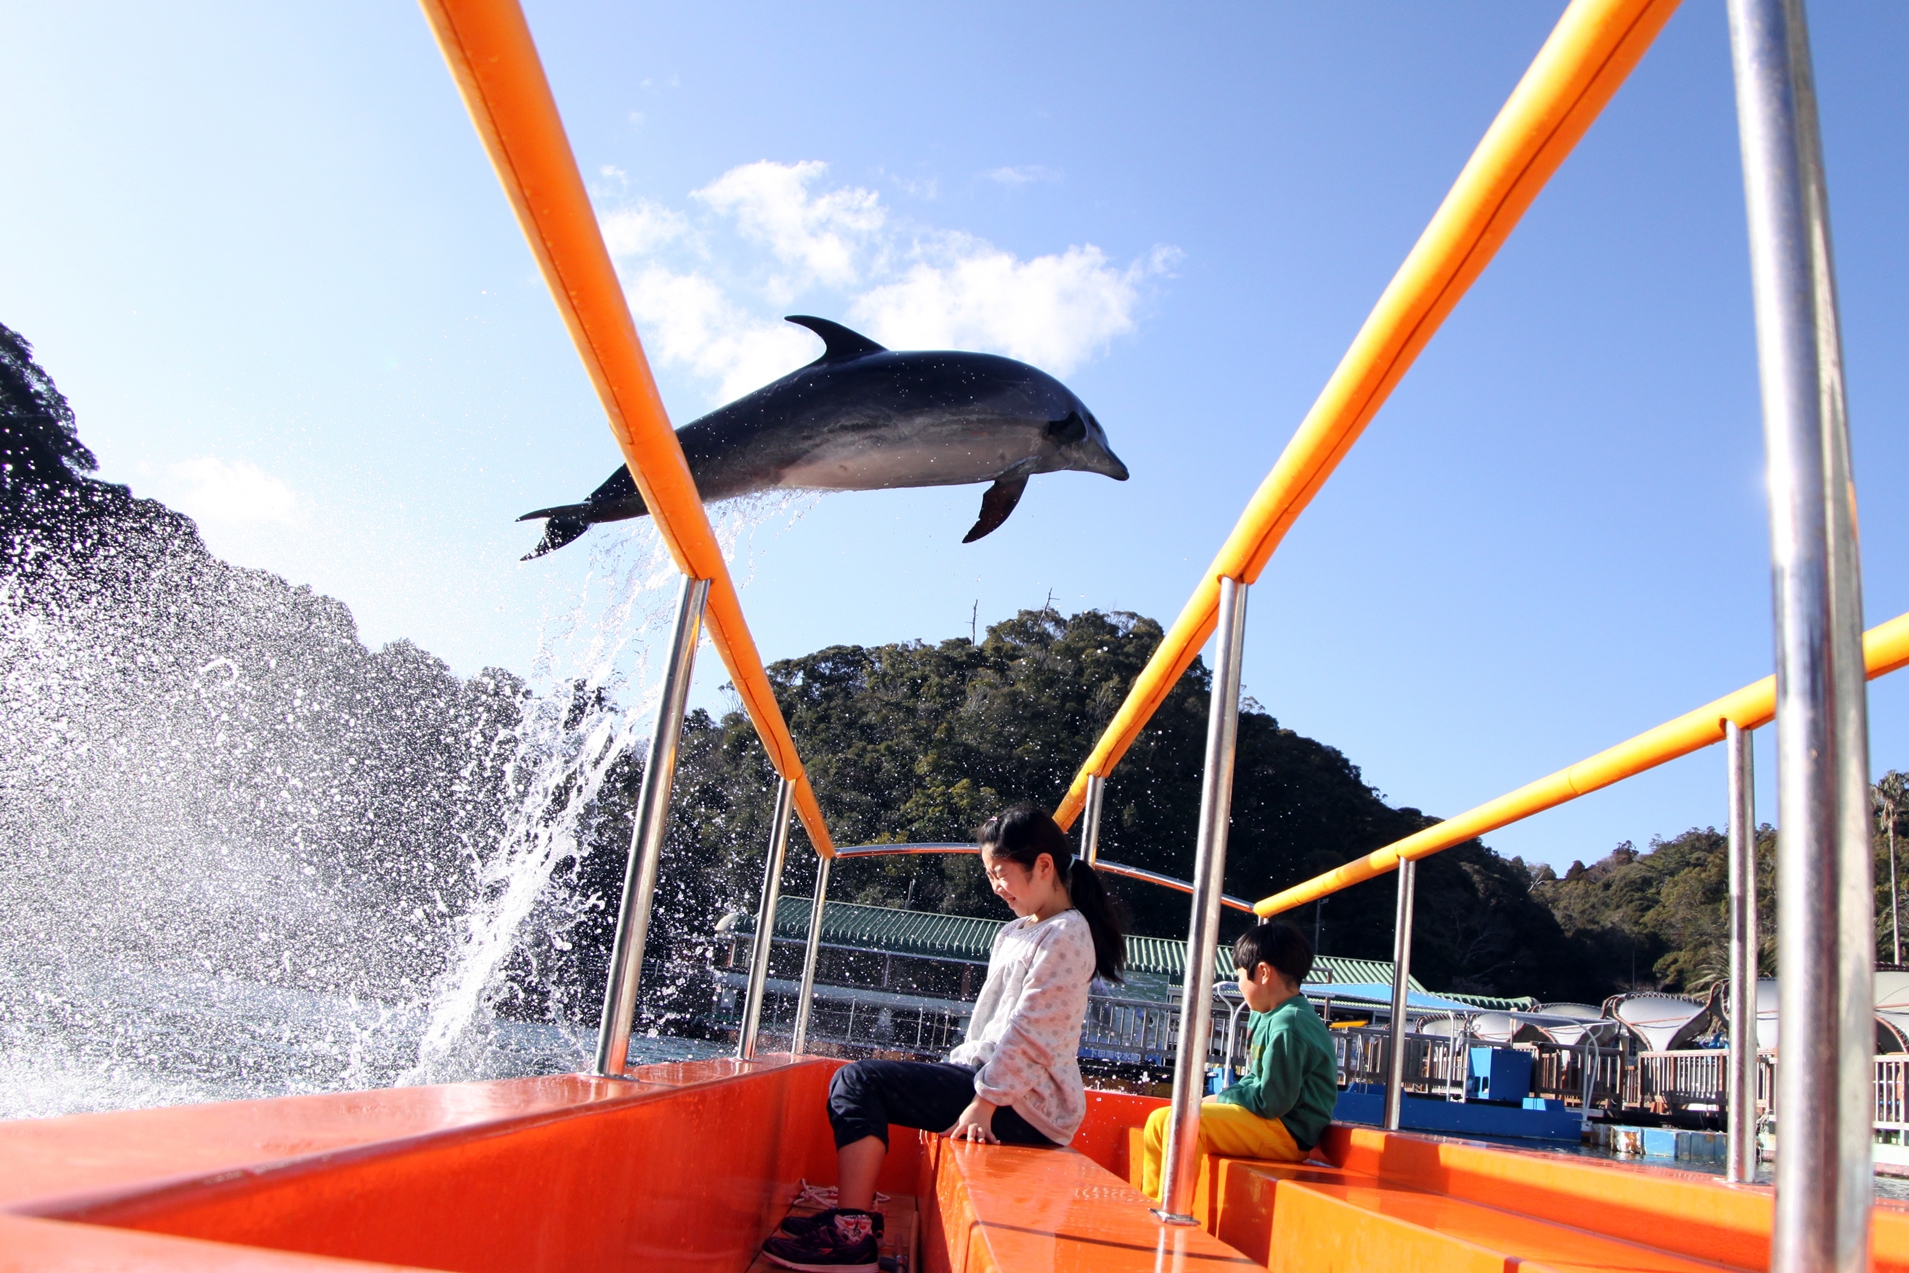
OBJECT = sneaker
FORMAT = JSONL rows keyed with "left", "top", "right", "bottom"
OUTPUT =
{"left": 761, "top": 1211, "right": 880, "bottom": 1272}
{"left": 777, "top": 1208, "right": 885, "bottom": 1241}
{"left": 790, "top": 1180, "right": 889, "bottom": 1210}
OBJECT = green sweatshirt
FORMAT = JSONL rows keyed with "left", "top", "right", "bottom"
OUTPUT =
{"left": 1212, "top": 995, "right": 1338, "bottom": 1149}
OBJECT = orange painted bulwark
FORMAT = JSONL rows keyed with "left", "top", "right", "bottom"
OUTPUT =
{"left": 0, "top": 1072, "right": 638, "bottom": 1214}
{"left": 0, "top": 1212, "right": 437, "bottom": 1272}
{"left": 0, "top": 1058, "right": 877, "bottom": 1272}
{"left": 10, "top": 1061, "right": 1909, "bottom": 1270}
{"left": 1072, "top": 1089, "right": 1163, "bottom": 1180}
{"left": 1102, "top": 1111, "right": 1909, "bottom": 1273}
{"left": 1321, "top": 1123, "right": 1780, "bottom": 1267}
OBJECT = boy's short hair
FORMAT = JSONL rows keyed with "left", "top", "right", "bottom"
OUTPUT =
{"left": 1233, "top": 921, "right": 1314, "bottom": 986}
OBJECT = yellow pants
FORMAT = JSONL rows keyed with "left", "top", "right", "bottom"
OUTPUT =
{"left": 1140, "top": 1099, "right": 1304, "bottom": 1201}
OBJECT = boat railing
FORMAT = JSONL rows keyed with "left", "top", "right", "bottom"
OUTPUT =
{"left": 712, "top": 973, "right": 970, "bottom": 1058}
{"left": 1331, "top": 1026, "right": 1467, "bottom": 1100}
{"left": 1616, "top": 1050, "right": 1909, "bottom": 1137}
{"left": 711, "top": 969, "right": 1903, "bottom": 1136}
{"left": 1877, "top": 1056, "right": 1909, "bottom": 1135}
{"left": 1078, "top": 994, "right": 1188, "bottom": 1068}
{"left": 1626, "top": 1049, "right": 1728, "bottom": 1114}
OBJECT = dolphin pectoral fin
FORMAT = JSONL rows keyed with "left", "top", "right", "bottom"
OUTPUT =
{"left": 962, "top": 475, "right": 1030, "bottom": 543}
{"left": 786, "top": 315, "right": 888, "bottom": 365}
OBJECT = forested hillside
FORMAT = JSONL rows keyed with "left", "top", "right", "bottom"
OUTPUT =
{"left": 608, "top": 608, "right": 1600, "bottom": 1001}
{"left": 1530, "top": 798, "right": 1907, "bottom": 995}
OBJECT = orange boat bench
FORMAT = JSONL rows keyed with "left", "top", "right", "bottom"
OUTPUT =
{"left": 1, "top": 1058, "right": 1905, "bottom": 1271}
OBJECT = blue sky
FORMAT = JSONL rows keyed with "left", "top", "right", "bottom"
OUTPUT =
{"left": 4, "top": 1, "right": 1905, "bottom": 872}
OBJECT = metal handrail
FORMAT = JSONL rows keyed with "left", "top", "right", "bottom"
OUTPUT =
{"left": 1051, "top": 0, "right": 1683, "bottom": 833}
{"left": 1253, "top": 611, "right": 1909, "bottom": 917}
{"left": 419, "top": 0, "right": 833, "bottom": 857}
{"left": 827, "top": 842, "right": 1256, "bottom": 913}
{"left": 830, "top": 843, "right": 976, "bottom": 858}
{"left": 1097, "top": 860, "right": 1255, "bottom": 916}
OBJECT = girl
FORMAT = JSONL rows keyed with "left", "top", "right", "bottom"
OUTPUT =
{"left": 761, "top": 804, "right": 1125, "bottom": 1273}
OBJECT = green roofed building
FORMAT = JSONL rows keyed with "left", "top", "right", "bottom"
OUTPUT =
{"left": 715, "top": 897, "right": 1534, "bottom": 1011}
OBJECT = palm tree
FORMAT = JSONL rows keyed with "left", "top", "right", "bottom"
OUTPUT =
{"left": 1879, "top": 773, "right": 1908, "bottom": 966}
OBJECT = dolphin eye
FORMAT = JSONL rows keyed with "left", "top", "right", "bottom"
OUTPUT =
{"left": 1046, "top": 411, "right": 1087, "bottom": 444}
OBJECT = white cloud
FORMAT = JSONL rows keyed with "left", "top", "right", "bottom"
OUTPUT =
{"left": 853, "top": 240, "right": 1178, "bottom": 375}
{"left": 622, "top": 264, "right": 815, "bottom": 402}
{"left": 168, "top": 458, "right": 305, "bottom": 528}
{"left": 890, "top": 174, "right": 940, "bottom": 201}
{"left": 596, "top": 159, "right": 1177, "bottom": 403}
{"left": 599, "top": 200, "right": 688, "bottom": 258}
{"left": 693, "top": 160, "right": 884, "bottom": 290}
{"left": 984, "top": 165, "right": 1061, "bottom": 187}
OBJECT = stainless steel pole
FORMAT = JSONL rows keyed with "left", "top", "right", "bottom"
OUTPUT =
{"left": 1082, "top": 772, "right": 1106, "bottom": 865}
{"left": 789, "top": 854, "right": 831, "bottom": 1054}
{"left": 1727, "top": 721, "right": 1761, "bottom": 1183}
{"left": 593, "top": 575, "right": 711, "bottom": 1077}
{"left": 1156, "top": 576, "right": 1248, "bottom": 1223}
{"left": 1727, "top": 2, "right": 1873, "bottom": 1266}
{"left": 738, "top": 776, "right": 796, "bottom": 1060}
{"left": 1384, "top": 856, "right": 1418, "bottom": 1131}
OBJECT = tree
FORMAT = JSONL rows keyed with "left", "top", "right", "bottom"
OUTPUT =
{"left": 629, "top": 606, "right": 1599, "bottom": 1001}
{"left": 1530, "top": 827, "right": 1778, "bottom": 995}
{"left": 0, "top": 322, "right": 94, "bottom": 497}
{"left": 1879, "top": 772, "right": 1907, "bottom": 966}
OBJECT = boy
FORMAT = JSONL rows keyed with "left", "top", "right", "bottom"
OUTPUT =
{"left": 1141, "top": 921, "right": 1337, "bottom": 1199}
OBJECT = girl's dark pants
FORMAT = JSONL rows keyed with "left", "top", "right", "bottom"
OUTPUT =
{"left": 828, "top": 1060, "right": 1058, "bottom": 1149}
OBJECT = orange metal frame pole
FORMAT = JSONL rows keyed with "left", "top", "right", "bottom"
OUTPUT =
{"left": 1054, "top": 0, "right": 1682, "bottom": 831}
{"left": 1253, "top": 610, "right": 1909, "bottom": 917}
{"left": 418, "top": 0, "right": 832, "bottom": 853}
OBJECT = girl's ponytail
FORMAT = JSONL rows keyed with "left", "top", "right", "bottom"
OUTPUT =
{"left": 1066, "top": 857, "right": 1126, "bottom": 985}
{"left": 977, "top": 803, "right": 1126, "bottom": 984}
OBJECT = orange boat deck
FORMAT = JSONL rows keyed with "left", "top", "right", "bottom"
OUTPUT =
{"left": 4, "top": 1057, "right": 1908, "bottom": 1271}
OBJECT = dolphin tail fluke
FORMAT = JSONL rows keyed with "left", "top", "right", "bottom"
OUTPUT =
{"left": 962, "top": 475, "right": 1029, "bottom": 543}
{"left": 518, "top": 466, "right": 651, "bottom": 560}
{"left": 520, "top": 516, "right": 593, "bottom": 561}
{"left": 517, "top": 500, "right": 591, "bottom": 523}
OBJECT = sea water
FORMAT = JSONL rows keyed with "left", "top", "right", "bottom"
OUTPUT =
{"left": 0, "top": 494, "right": 812, "bottom": 1120}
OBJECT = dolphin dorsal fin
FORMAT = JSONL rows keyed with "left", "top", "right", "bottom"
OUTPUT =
{"left": 786, "top": 315, "right": 887, "bottom": 365}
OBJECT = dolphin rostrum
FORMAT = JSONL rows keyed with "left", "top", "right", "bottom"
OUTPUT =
{"left": 517, "top": 316, "right": 1128, "bottom": 558}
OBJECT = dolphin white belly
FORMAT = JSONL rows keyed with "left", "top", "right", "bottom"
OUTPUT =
{"left": 775, "top": 433, "right": 1038, "bottom": 491}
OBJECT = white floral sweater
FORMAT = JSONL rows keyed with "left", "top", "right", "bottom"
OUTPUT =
{"left": 946, "top": 908, "right": 1096, "bottom": 1144}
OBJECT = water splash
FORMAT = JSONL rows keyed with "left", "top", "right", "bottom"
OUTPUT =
{"left": 0, "top": 491, "right": 815, "bottom": 1118}
{"left": 404, "top": 529, "right": 678, "bottom": 1082}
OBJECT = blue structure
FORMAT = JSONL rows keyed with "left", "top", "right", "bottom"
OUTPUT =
{"left": 1334, "top": 1083, "right": 1583, "bottom": 1143}
{"left": 1467, "top": 1047, "right": 1534, "bottom": 1102}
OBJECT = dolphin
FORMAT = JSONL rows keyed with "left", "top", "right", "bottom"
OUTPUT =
{"left": 517, "top": 315, "right": 1128, "bottom": 558}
